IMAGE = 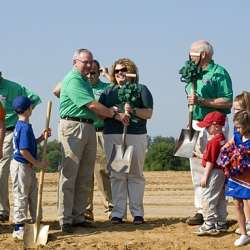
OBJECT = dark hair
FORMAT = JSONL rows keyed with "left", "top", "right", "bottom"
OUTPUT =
{"left": 93, "top": 59, "right": 100, "bottom": 70}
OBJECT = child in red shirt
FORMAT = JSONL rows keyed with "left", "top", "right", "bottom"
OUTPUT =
{"left": 195, "top": 111, "right": 227, "bottom": 236}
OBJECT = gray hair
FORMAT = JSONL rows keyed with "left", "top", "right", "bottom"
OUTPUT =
{"left": 191, "top": 40, "right": 214, "bottom": 57}
{"left": 72, "top": 48, "right": 93, "bottom": 61}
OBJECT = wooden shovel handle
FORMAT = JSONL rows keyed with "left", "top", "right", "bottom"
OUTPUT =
{"left": 36, "top": 101, "right": 52, "bottom": 223}
{"left": 188, "top": 82, "right": 196, "bottom": 140}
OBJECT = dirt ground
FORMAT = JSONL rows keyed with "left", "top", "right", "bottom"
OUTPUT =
{"left": 0, "top": 171, "right": 249, "bottom": 249}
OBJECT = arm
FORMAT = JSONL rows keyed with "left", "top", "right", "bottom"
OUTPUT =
{"left": 124, "top": 103, "right": 153, "bottom": 120}
{"left": 20, "top": 149, "right": 48, "bottom": 169}
{"left": 188, "top": 95, "right": 232, "bottom": 109}
{"left": 132, "top": 107, "right": 153, "bottom": 120}
{"left": 87, "top": 101, "right": 130, "bottom": 125}
{"left": 200, "top": 161, "right": 214, "bottom": 187}
{"left": 53, "top": 82, "right": 62, "bottom": 98}
{"left": 197, "top": 97, "right": 232, "bottom": 109}
{"left": 100, "top": 67, "right": 112, "bottom": 82}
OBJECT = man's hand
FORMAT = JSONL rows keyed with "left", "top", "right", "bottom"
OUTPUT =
{"left": 188, "top": 94, "right": 198, "bottom": 105}
{"left": 100, "top": 67, "right": 112, "bottom": 82}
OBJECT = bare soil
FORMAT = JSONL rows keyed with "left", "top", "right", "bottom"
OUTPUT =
{"left": 0, "top": 171, "right": 248, "bottom": 249}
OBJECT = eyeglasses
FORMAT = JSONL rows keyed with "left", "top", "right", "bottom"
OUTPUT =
{"left": 114, "top": 67, "right": 127, "bottom": 74}
{"left": 76, "top": 59, "right": 93, "bottom": 65}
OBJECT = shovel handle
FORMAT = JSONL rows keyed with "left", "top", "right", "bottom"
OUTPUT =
{"left": 35, "top": 101, "right": 52, "bottom": 230}
{"left": 188, "top": 82, "right": 196, "bottom": 140}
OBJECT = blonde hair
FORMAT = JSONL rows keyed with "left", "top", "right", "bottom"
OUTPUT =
{"left": 110, "top": 58, "right": 139, "bottom": 84}
{"left": 234, "top": 91, "right": 250, "bottom": 112}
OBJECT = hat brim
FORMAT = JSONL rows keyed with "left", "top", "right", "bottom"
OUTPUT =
{"left": 197, "top": 121, "right": 210, "bottom": 128}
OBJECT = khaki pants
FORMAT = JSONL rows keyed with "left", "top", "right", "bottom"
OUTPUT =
{"left": 87, "top": 132, "right": 112, "bottom": 213}
{"left": 190, "top": 118, "right": 229, "bottom": 214}
{"left": 202, "top": 168, "right": 227, "bottom": 224}
{"left": 57, "top": 119, "right": 96, "bottom": 225}
{"left": 0, "top": 130, "right": 13, "bottom": 216}
{"left": 10, "top": 160, "right": 38, "bottom": 224}
{"left": 103, "top": 133, "right": 147, "bottom": 219}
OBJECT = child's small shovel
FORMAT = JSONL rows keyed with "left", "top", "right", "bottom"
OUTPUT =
{"left": 23, "top": 101, "right": 52, "bottom": 248}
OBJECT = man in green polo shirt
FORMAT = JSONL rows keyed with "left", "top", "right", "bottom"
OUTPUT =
{"left": 0, "top": 72, "right": 41, "bottom": 222}
{"left": 84, "top": 60, "right": 113, "bottom": 221}
{"left": 58, "top": 49, "right": 129, "bottom": 233}
{"left": 184, "top": 40, "right": 233, "bottom": 226}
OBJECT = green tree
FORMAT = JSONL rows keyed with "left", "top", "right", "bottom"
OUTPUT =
{"left": 37, "top": 139, "right": 61, "bottom": 173}
{"left": 144, "top": 136, "right": 189, "bottom": 171}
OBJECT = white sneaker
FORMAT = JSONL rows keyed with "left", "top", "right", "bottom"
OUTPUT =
{"left": 235, "top": 221, "right": 250, "bottom": 235}
{"left": 234, "top": 235, "right": 250, "bottom": 247}
{"left": 12, "top": 227, "right": 24, "bottom": 240}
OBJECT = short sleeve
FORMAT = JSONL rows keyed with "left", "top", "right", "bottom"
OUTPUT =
{"left": 215, "top": 69, "right": 233, "bottom": 101}
{"left": 203, "top": 140, "right": 221, "bottom": 165}
{"left": 140, "top": 85, "right": 153, "bottom": 109}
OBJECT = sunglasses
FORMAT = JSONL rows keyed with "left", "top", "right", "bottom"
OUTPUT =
{"left": 88, "top": 71, "right": 98, "bottom": 76}
{"left": 114, "top": 67, "right": 127, "bottom": 74}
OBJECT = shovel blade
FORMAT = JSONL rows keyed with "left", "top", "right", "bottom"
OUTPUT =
{"left": 24, "top": 223, "right": 49, "bottom": 249}
{"left": 174, "top": 129, "right": 199, "bottom": 158}
{"left": 108, "top": 144, "right": 134, "bottom": 173}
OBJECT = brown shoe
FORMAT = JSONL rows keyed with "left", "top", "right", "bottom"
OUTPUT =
{"left": 186, "top": 213, "right": 203, "bottom": 225}
{"left": 0, "top": 214, "right": 9, "bottom": 222}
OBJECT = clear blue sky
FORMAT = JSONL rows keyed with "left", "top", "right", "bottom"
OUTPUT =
{"left": 1, "top": 1, "right": 249, "bottom": 139}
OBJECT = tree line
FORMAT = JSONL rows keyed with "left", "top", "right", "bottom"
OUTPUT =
{"left": 38, "top": 136, "right": 189, "bottom": 172}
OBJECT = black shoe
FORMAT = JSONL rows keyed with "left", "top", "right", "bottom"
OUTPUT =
{"left": 111, "top": 217, "right": 123, "bottom": 224}
{"left": 186, "top": 213, "right": 204, "bottom": 225}
{"left": 133, "top": 216, "right": 144, "bottom": 225}
{"left": 0, "top": 214, "right": 9, "bottom": 222}
{"left": 61, "top": 224, "right": 73, "bottom": 233}
{"left": 73, "top": 221, "right": 94, "bottom": 228}
{"left": 84, "top": 211, "right": 94, "bottom": 222}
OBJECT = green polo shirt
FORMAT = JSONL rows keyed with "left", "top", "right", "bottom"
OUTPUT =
{"left": 60, "top": 68, "right": 96, "bottom": 120}
{"left": 186, "top": 61, "right": 233, "bottom": 120}
{"left": 0, "top": 77, "right": 41, "bottom": 128}
{"left": 92, "top": 80, "right": 112, "bottom": 128}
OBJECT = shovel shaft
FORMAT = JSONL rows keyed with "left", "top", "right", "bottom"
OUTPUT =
{"left": 188, "top": 82, "right": 196, "bottom": 141}
{"left": 35, "top": 101, "right": 52, "bottom": 241}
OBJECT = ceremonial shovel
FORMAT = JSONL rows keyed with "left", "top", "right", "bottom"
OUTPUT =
{"left": 174, "top": 83, "right": 199, "bottom": 158}
{"left": 23, "top": 101, "right": 52, "bottom": 248}
{"left": 108, "top": 124, "right": 134, "bottom": 173}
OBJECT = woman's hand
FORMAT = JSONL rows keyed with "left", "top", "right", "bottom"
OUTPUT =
{"left": 124, "top": 102, "right": 132, "bottom": 114}
{"left": 115, "top": 112, "right": 130, "bottom": 126}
